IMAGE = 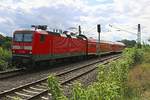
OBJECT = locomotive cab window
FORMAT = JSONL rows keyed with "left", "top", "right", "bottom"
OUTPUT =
{"left": 14, "top": 33, "right": 23, "bottom": 42}
{"left": 14, "top": 31, "right": 33, "bottom": 42}
{"left": 24, "top": 34, "right": 32, "bottom": 42}
{"left": 40, "top": 34, "right": 45, "bottom": 42}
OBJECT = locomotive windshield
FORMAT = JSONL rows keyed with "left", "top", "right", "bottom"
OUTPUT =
{"left": 24, "top": 34, "right": 32, "bottom": 42}
{"left": 14, "top": 33, "right": 23, "bottom": 42}
{"left": 14, "top": 31, "right": 33, "bottom": 42}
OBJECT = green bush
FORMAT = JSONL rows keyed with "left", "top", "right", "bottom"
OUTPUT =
{"left": 0, "top": 47, "right": 11, "bottom": 61}
{"left": 1, "top": 36, "right": 12, "bottom": 50}
{"left": 47, "top": 74, "right": 67, "bottom": 100}
{"left": 122, "top": 47, "right": 143, "bottom": 67}
{"left": 47, "top": 47, "right": 144, "bottom": 100}
{"left": 71, "top": 82, "right": 87, "bottom": 100}
{"left": 142, "top": 45, "right": 150, "bottom": 63}
{"left": 0, "top": 60, "right": 7, "bottom": 70}
{"left": 0, "top": 47, "right": 12, "bottom": 70}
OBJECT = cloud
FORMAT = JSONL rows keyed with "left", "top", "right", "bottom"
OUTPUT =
{"left": 122, "top": 0, "right": 150, "bottom": 43}
{"left": 0, "top": 0, "right": 89, "bottom": 35}
{"left": 0, "top": 0, "right": 149, "bottom": 43}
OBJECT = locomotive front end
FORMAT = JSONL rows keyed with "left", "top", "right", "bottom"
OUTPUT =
{"left": 12, "top": 30, "right": 33, "bottom": 67}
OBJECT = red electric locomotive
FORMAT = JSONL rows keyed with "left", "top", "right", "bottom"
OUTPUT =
{"left": 12, "top": 25, "right": 125, "bottom": 68}
{"left": 12, "top": 25, "right": 88, "bottom": 67}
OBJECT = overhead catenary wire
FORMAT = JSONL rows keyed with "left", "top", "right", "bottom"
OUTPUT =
{"left": 84, "top": 26, "right": 96, "bottom": 34}
{"left": 109, "top": 24, "right": 143, "bottom": 46}
{"left": 109, "top": 24, "right": 137, "bottom": 35}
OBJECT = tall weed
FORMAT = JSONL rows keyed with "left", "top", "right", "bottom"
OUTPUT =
{"left": 0, "top": 48, "right": 11, "bottom": 70}
{"left": 47, "top": 47, "right": 144, "bottom": 100}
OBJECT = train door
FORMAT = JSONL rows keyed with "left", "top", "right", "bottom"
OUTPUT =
{"left": 32, "top": 32, "right": 50, "bottom": 61}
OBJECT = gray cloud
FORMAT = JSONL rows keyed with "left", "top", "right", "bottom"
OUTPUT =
{"left": 0, "top": 0, "right": 149, "bottom": 43}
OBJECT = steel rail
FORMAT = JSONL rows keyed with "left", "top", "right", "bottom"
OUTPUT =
{"left": 0, "top": 54, "right": 120, "bottom": 100}
{"left": 0, "top": 68, "right": 25, "bottom": 80}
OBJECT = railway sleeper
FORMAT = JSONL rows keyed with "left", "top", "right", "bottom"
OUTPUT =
{"left": 30, "top": 87, "right": 45, "bottom": 91}
{"left": 15, "top": 91, "right": 32, "bottom": 98}
{"left": 36, "top": 84, "right": 47, "bottom": 89}
{"left": 6, "top": 95, "right": 23, "bottom": 100}
{"left": 41, "top": 93, "right": 52, "bottom": 100}
{"left": 22, "top": 89, "right": 40, "bottom": 94}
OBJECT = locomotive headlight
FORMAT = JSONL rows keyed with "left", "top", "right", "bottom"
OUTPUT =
{"left": 12, "top": 50, "right": 15, "bottom": 53}
{"left": 29, "top": 51, "right": 32, "bottom": 54}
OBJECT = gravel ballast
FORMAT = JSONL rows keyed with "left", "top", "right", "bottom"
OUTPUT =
{"left": 0, "top": 58, "right": 100, "bottom": 93}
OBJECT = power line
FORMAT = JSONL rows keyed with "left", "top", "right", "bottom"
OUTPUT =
{"left": 109, "top": 24, "right": 142, "bottom": 47}
{"left": 109, "top": 24, "right": 137, "bottom": 35}
{"left": 85, "top": 26, "right": 96, "bottom": 34}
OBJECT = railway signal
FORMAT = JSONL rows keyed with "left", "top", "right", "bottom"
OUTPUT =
{"left": 97, "top": 24, "right": 101, "bottom": 55}
{"left": 97, "top": 24, "right": 101, "bottom": 33}
{"left": 137, "top": 24, "right": 141, "bottom": 48}
{"left": 79, "top": 25, "right": 81, "bottom": 35}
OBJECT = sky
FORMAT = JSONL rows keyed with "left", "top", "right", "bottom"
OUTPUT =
{"left": 0, "top": 0, "right": 150, "bottom": 43}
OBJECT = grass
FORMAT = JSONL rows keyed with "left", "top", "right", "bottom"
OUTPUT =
{"left": 127, "top": 48, "right": 150, "bottom": 99}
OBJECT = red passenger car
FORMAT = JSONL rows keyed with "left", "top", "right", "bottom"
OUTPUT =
{"left": 111, "top": 42, "right": 126, "bottom": 52}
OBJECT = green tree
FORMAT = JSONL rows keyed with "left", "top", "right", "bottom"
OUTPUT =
{"left": 118, "top": 39, "right": 137, "bottom": 48}
{"left": 2, "top": 36, "right": 12, "bottom": 50}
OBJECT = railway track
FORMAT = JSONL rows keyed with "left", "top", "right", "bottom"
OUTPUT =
{"left": 0, "top": 55, "right": 120, "bottom": 100}
{"left": 0, "top": 68, "right": 25, "bottom": 80}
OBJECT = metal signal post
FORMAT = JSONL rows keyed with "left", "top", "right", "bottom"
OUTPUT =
{"left": 137, "top": 24, "right": 141, "bottom": 48}
{"left": 78, "top": 25, "right": 81, "bottom": 35}
{"left": 97, "top": 24, "right": 101, "bottom": 55}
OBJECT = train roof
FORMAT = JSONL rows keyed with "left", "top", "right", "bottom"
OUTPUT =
{"left": 100, "top": 40, "right": 114, "bottom": 44}
{"left": 88, "top": 39, "right": 113, "bottom": 44}
{"left": 113, "top": 42, "right": 126, "bottom": 46}
{"left": 88, "top": 38, "right": 125, "bottom": 46}
{"left": 13, "top": 29, "right": 87, "bottom": 40}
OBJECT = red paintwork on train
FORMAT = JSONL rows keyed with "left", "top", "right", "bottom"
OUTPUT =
{"left": 32, "top": 31, "right": 50, "bottom": 55}
{"left": 87, "top": 41, "right": 96, "bottom": 54}
{"left": 12, "top": 29, "right": 125, "bottom": 67}
{"left": 30, "top": 31, "right": 87, "bottom": 56}
{"left": 12, "top": 41, "right": 32, "bottom": 54}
